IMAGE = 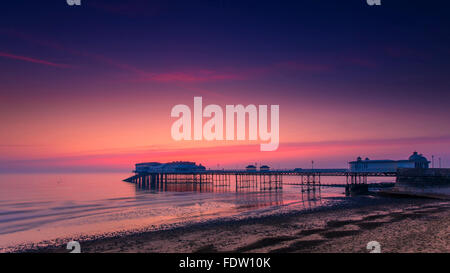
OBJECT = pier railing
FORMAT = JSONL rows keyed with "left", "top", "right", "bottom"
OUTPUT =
{"left": 131, "top": 168, "right": 396, "bottom": 176}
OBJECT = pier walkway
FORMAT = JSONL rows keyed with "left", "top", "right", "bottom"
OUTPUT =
{"left": 124, "top": 169, "right": 397, "bottom": 193}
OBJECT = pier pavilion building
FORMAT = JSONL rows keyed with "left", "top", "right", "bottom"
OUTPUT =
{"left": 135, "top": 161, "right": 206, "bottom": 173}
{"left": 349, "top": 152, "right": 430, "bottom": 172}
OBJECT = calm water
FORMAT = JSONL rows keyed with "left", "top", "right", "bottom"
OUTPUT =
{"left": 0, "top": 172, "right": 393, "bottom": 252}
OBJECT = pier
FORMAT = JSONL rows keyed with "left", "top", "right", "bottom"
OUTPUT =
{"left": 124, "top": 168, "right": 397, "bottom": 194}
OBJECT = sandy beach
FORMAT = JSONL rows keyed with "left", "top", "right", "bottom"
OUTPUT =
{"left": 35, "top": 195, "right": 449, "bottom": 253}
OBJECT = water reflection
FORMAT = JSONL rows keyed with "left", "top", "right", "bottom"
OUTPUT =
{"left": 0, "top": 173, "right": 335, "bottom": 251}
{"left": 233, "top": 190, "right": 283, "bottom": 209}
{"left": 300, "top": 184, "right": 322, "bottom": 209}
{"left": 133, "top": 177, "right": 324, "bottom": 210}
{"left": 136, "top": 180, "right": 219, "bottom": 193}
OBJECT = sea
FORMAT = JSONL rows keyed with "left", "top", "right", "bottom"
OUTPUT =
{"left": 0, "top": 172, "right": 394, "bottom": 252}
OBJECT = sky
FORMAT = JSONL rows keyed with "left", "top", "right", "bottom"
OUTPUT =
{"left": 1, "top": 0, "right": 450, "bottom": 172}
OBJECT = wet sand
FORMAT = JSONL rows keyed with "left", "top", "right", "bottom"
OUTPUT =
{"left": 37, "top": 196, "right": 450, "bottom": 253}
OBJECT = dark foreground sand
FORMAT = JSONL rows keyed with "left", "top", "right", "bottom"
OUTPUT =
{"left": 42, "top": 196, "right": 450, "bottom": 253}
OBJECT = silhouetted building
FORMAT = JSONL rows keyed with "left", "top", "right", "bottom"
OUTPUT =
{"left": 349, "top": 152, "right": 430, "bottom": 172}
{"left": 135, "top": 161, "right": 206, "bottom": 173}
{"left": 408, "top": 151, "right": 429, "bottom": 169}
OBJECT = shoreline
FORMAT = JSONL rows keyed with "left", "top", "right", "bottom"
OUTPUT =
{"left": 21, "top": 194, "right": 450, "bottom": 253}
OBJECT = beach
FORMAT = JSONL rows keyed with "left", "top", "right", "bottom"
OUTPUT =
{"left": 37, "top": 195, "right": 450, "bottom": 253}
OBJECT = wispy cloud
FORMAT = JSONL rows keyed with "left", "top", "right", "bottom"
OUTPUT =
{"left": 1, "top": 135, "right": 449, "bottom": 173}
{"left": 281, "top": 135, "right": 450, "bottom": 149}
{"left": 274, "top": 61, "right": 332, "bottom": 72}
{"left": 3, "top": 30, "right": 336, "bottom": 84}
{"left": 138, "top": 61, "right": 332, "bottom": 83}
{"left": 345, "top": 57, "right": 378, "bottom": 68}
{"left": 90, "top": 0, "right": 166, "bottom": 17}
{"left": 138, "top": 70, "right": 244, "bottom": 83}
{"left": 0, "top": 51, "right": 72, "bottom": 68}
{"left": 0, "top": 144, "right": 44, "bottom": 148}
{"left": 384, "top": 45, "right": 429, "bottom": 61}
